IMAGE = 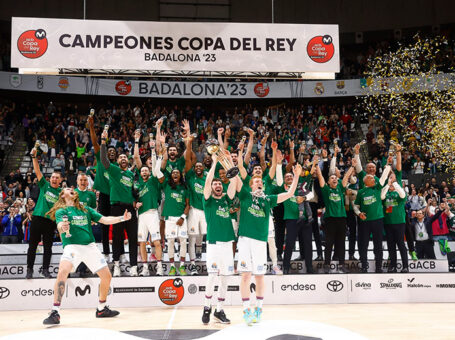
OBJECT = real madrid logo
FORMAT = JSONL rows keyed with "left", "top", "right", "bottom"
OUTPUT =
{"left": 314, "top": 82, "right": 324, "bottom": 95}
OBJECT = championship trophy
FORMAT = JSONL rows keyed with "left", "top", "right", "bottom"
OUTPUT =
{"left": 206, "top": 139, "right": 239, "bottom": 178}
{"left": 33, "top": 141, "right": 42, "bottom": 156}
{"left": 62, "top": 215, "right": 71, "bottom": 238}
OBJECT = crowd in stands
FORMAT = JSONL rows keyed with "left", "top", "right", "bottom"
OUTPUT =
{"left": 1, "top": 99, "right": 454, "bottom": 260}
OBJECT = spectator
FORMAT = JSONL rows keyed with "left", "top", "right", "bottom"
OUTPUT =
{"left": 1, "top": 206, "right": 23, "bottom": 243}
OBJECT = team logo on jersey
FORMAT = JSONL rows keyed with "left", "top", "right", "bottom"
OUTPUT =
{"left": 158, "top": 279, "right": 184, "bottom": 305}
{"left": 211, "top": 263, "right": 217, "bottom": 269}
{"left": 17, "top": 29, "right": 48, "bottom": 59}
{"left": 240, "top": 261, "right": 247, "bottom": 268}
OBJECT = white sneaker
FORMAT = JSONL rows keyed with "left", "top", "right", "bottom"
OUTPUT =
{"left": 130, "top": 265, "right": 138, "bottom": 277}
{"left": 156, "top": 264, "right": 164, "bottom": 276}
{"left": 140, "top": 266, "right": 150, "bottom": 276}
{"left": 113, "top": 264, "right": 121, "bottom": 277}
{"left": 120, "top": 254, "right": 128, "bottom": 264}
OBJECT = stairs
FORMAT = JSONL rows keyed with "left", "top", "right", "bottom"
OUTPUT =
{"left": 0, "top": 141, "right": 28, "bottom": 177}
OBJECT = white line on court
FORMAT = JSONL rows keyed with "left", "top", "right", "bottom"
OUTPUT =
{"left": 162, "top": 306, "right": 178, "bottom": 340}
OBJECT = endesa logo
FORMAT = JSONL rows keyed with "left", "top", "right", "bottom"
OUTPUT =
{"left": 158, "top": 278, "right": 184, "bottom": 305}
{"left": 17, "top": 29, "right": 48, "bottom": 59}
{"left": 307, "top": 35, "right": 334, "bottom": 63}
{"left": 281, "top": 282, "right": 316, "bottom": 291}
{"left": 115, "top": 80, "right": 132, "bottom": 95}
{"left": 254, "top": 82, "right": 270, "bottom": 97}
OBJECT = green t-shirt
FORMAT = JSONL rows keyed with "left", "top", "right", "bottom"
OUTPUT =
{"left": 107, "top": 164, "right": 135, "bottom": 204}
{"left": 358, "top": 169, "right": 380, "bottom": 190}
{"left": 321, "top": 182, "right": 347, "bottom": 218}
{"left": 276, "top": 185, "right": 305, "bottom": 220}
{"left": 76, "top": 146, "right": 86, "bottom": 158}
{"left": 355, "top": 184, "right": 384, "bottom": 221}
{"left": 137, "top": 176, "right": 160, "bottom": 215}
{"left": 237, "top": 186, "right": 278, "bottom": 242}
{"left": 161, "top": 182, "right": 188, "bottom": 218}
{"left": 75, "top": 188, "right": 96, "bottom": 209}
{"left": 164, "top": 156, "right": 186, "bottom": 176}
{"left": 203, "top": 195, "right": 236, "bottom": 242}
{"left": 34, "top": 177, "right": 61, "bottom": 219}
{"left": 383, "top": 190, "right": 407, "bottom": 225}
{"left": 93, "top": 151, "right": 110, "bottom": 195}
{"left": 186, "top": 169, "right": 206, "bottom": 210}
{"left": 55, "top": 206, "right": 102, "bottom": 247}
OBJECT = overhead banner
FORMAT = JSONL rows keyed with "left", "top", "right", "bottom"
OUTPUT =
{"left": 11, "top": 17, "right": 339, "bottom": 73}
{"left": 1, "top": 72, "right": 454, "bottom": 99}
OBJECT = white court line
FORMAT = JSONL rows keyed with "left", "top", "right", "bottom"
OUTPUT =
{"left": 162, "top": 306, "right": 178, "bottom": 340}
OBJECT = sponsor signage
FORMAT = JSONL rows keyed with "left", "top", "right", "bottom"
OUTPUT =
{"left": 1, "top": 273, "right": 455, "bottom": 310}
{"left": 11, "top": 17, "right": 339, "bottom": 73}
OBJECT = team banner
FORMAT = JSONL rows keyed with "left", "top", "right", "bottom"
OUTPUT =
{"left": 11, "top": 17, "right": 339, "bottom": 73}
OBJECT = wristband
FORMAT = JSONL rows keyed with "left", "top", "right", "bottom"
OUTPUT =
{"left": 119, "top": 216, "right": 125, "bottom": 222}
{"left": 180, "top": 214, "right": 187, "bottom": 219}
{"left": 101, "top": 138, "right": 107, "bottom": 142}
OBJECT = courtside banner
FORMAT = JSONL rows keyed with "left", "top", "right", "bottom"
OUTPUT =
{"left": 11, "top": 17, "right": 339, "bottom": 73}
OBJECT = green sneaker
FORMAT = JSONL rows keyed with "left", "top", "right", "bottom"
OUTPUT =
{"left": 410, "top": 251, "right": 418, "bottom": 261}
{"left": 179, "top": 265, "right": 187, "bottom": 276}
{"left": 444, "top": 240, "right": 451, "bottom": 254}
{"left": 243, "top": 308, "right": 254, "bottom": 326}
{"left": 439, "top": 240, "right": 447, "bottom": 256}
{"left": 168, "top": 265, "right": 177, "bottom": 276}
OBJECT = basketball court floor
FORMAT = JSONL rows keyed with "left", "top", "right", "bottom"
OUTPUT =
{"left": 1, "top": 303, "right": 454, "bottom": 339}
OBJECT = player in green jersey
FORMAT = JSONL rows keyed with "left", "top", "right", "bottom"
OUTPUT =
{"left": 42, "top": 187, "right": 131, "bottom": 325}
{"left": 236, "top": 146, "right": 302, "bottom": 326}
{"left": 354, "top": 156, "right": 392, "bottom": 273}
{"left": 26, "top": 146, "right": 62, "bottom": 279}
{"left": 381, "top": 172, "right": 408, "bottom": 273}
{"left": 101, "top": 129, "right": 138, "bottom": 277}
{"left": 133, "top": 130, "right": 164, "bottom": 276}
{"left": 201, "top": 153, "right": 238, "bottom": 325}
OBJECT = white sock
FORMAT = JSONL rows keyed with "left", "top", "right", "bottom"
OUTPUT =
{"left": 242, "top": 298, "right": 250, "bottom": 310}
{"left": 52, "top": 304, "right": 60, "bottom": 312}
{"left": 256, "top": 296, "right": 264, "bottom": 309}
{"left": 98, "top": 301, "right": 106, "bottom": 310}
{"left": 204, "top": 295, "right": 212, "bottom": 308}
{"left": 114, "top": 261, "right": 119, "bottom": 267}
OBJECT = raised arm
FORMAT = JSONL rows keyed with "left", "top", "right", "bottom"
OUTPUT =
{"left": 287, "top": 140, "right": 295, "bottom": 171}
{"left": 227, "top": 176, "right": 237, "bottom": 200}
{"left": 30, "top": 147, "right": 43, "bottom": 182}
{"left": 217, "top": 127, "right": 225, "bottom": 149}
{"left": 381, "top": 184, "right": 389, "bottom": 200}
{"left": 133, "top": 130, "right": 143, "bottom": 169}
{"left": 259, "top": 135, "right": 267, "bottom": 171}
{"left": 315, "top": 164, "right": 325, "bottom": 188}
{"left": 88, "top": 115, "right": 100, "bottom": 154}
{"left": 100, "top": 130, "right": 111, "bottom": 170}
{"left": 353, "top": 143, "right": 363, "bottom": 173}
{"left": 244, "top": 128, "right": 255, "bottom": 165}
{"left": 342, "top": 165, "right": 355, "bottom": 188}
{"left": 268, "top": 140, "right": 278, "bottom": 180}
{"left": 204, "top": 154, "right": 218, "bottom": 200}
{"left": 237, "top": 143, "right": 248, "bottom": 180}
{"left": 276, "top": 150, "right": 284, "bottom": 186}
{"left": 379, "top": 156, "right": 393, "bottom": 186}
{"left": 277, "top": 164, "right": 302, "bottom": 204}
{"left": 395, "top": 143, "right": 402, "bottom": 172}
{"left": 330, "top": 146, "right": 340, "bottom": 176}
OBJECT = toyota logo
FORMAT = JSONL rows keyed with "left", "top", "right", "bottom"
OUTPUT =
{"left": 0, "top": 287, "right": 10, "bottom": 299}
{"left": 327, "top": 280, "right": 344, "bottom": 292}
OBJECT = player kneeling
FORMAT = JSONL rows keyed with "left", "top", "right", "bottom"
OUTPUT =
{"left": 201, "top": 154, "right": 238, "bottom": 325}
{"left": 43, "top": 188, "right": 131, "bottom": 325}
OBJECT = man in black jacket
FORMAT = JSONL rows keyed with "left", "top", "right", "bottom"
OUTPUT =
{"left": 410, "top": 204, "right": 448, "bottom": 259}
